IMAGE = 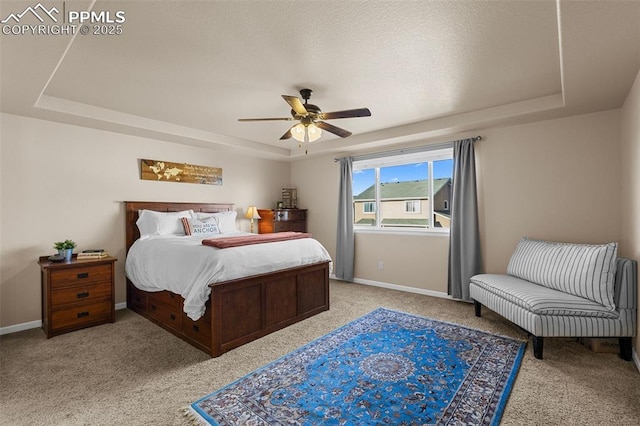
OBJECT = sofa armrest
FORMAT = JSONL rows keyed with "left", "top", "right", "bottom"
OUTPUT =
{"left": 614, "top": 258, "right": 637, "bottom": 310}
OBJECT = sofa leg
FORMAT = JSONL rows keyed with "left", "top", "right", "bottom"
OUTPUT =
{"left": 473, "top": 300, "right": 481, "bottom": 317}
{"left": 532, "top": 336, "right": 543, "bottom": 360}
{"left": 619, "top": 337, "right": 632, "bottom": 361}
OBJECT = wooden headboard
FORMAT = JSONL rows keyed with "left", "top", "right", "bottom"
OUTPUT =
{"left": 124, "top": 201, "right": 234, "bottom": 253}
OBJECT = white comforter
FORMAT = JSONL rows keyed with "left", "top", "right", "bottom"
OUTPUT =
{"left": 125, "top": 232, "right": 332, "bottom": 320}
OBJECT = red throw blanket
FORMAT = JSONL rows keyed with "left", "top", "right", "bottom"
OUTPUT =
{"left": 202, "top": 232, "right": 312, "bottom": 248}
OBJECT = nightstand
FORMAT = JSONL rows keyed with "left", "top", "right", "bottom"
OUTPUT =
{"left": 38, "top": 255, "right": 117, "bottom": 338}
{"left": 257, "top": 209, "right": 307, "bottom": 233}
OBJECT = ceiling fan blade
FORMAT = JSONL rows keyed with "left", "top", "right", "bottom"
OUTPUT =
{"left": 316, "top": 121, "right": 352, "bottom": 138}
{"left": 238, "top": 117, "right": 294, "bottom": 122}
{"left": 279, "top": 126, "right": 294, "bottom": 140}
{"left": 320, "top": 108, "right": 371, "bottom": 120}
{"left": 282, "top": 95, "right": 308, "bottom": 116}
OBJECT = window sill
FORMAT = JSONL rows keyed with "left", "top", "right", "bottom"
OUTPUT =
{"left": 354, "top": 227, "right": 450, "bottom": 237}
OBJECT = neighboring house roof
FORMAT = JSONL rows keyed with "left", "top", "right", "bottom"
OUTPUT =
{"left": 382, "top": 218, "right": 429, "bottom": 226}
{"left": 354, "top": 178, "right": 451, "bottom": 200}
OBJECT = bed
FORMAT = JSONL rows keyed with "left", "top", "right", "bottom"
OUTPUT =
{"left": 124, "top": 201, "right": 331, "bottom": 357}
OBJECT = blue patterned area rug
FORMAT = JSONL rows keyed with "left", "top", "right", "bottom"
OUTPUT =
{"left": 186, "top": 308, "right": 525, "bottom": 425}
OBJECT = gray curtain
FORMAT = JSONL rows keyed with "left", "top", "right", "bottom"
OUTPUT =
{"left": 335, "top": 157, "right": 355, "bottom": 281}
{"left": 448, "top": 138, "right": 482, "bottom": 300}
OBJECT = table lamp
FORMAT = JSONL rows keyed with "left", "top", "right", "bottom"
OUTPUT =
{"left": 245, "top": 206, "right": 261, "bottom": 233}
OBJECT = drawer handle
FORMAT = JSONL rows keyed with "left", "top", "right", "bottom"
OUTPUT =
{"left": 193, "top": 325, "right": 200, "bottom": 332}
{"left": 77, "top": 311, "right": 89, "bottom": 318}
{"left": 77, "top": 292, "right": 89, "bottom": 299}
{"left": 77, "top": 272, "right": 89, "bottom": 279}
{"left": 170, "top": 313, "right": 176, "bottom": 320}
{"left": 151, "top": 304, "right": 157, "bottom": 311}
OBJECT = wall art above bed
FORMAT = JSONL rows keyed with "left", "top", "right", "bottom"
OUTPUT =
{"left": 140, "top": 159, "right": 222, "bottom": 185}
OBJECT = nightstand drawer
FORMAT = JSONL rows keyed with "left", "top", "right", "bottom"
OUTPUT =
{"left": 276, "top": 210, "right": 305, "bottom": 221}
{"left": 51, "top": 281, "right": 112, "bottom": 307}
{"left": 51, "top": 300, "right": 112, "bottom": 330}
{"left": 50, "top": 264, "right": 112, "bottom": 288}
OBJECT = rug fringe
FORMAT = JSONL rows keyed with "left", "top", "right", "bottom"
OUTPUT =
{"left": 180, "top": 406, "right": 207, "bottom": 425}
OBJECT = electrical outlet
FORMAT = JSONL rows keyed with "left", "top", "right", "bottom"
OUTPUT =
{"left": 378, "top": 261, "right": 384, "bottom": 270}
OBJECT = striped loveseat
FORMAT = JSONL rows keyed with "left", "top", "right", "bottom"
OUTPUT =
{"left": 470, "top": 238, "right": 637, "bottom": 360}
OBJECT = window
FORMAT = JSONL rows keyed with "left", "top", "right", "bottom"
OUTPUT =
{"left": 405, "top": 200, "right": 421, "bottom": 214}
{"left": 352, "top": 147, "right": 453, "bottom": 231}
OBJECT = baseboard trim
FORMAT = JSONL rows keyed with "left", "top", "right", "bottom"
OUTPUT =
{"left": 0, "top": 302, "right": 129, "bottom": 336}
{"left": 351, "top": 277, "right": 453, "bottom": 300}
{"left": 0, "top": 319, "right": 42, "bottom": 336}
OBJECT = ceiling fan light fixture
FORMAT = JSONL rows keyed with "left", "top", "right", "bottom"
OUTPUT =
{"left": 291, "top": 123, "right": 306, "bottom": 142}
{"left": 239, "top": 88, "right": 371, "bottom": 149}
{"left": 291, "top": 123, "right": 322, "bottom": 143}
{"left": 307, "top": 123, "right": 322, "bottom": 142}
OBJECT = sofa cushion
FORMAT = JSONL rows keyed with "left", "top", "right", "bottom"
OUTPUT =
{"left": 470, "top": 274, "right": 619, "bottom": 318}
{"left": 507, "top": 238, "right": 617, "bottom": 311}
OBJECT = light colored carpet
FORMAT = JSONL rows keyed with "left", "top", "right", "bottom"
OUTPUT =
{"left": 1, "top": 280, "right": 639, "bottom": 425}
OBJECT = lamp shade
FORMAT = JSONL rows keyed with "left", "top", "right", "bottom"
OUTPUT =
{"left": 245, "top": 206, "right": 261, "bottom": 220}
{"left": 307, "top": 123, "right": 322, "bottom": 142}
{"left": 291, "top": 123, "right": 306, "bottom": 142}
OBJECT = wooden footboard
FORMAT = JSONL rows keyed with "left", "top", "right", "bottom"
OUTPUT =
{"left": 127, "top": 261, "right": 330, "bottom": 357}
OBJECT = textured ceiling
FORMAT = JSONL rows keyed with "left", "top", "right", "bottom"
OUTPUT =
{"left": 1, "top": 0, "right": 639, "bottom": 160}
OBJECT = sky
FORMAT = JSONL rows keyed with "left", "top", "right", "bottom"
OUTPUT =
{"left": 353, "top": 159, "right": 453, "bottom": 196}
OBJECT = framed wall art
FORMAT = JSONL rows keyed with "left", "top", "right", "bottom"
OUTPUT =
{"left": 140, "top": 159, "right": 222, "bottom": 185}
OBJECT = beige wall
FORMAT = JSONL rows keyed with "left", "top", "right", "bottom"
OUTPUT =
{"left": 0, "top": 113, "right": 290, "bottom": 328}
{"left": 477, "top": 110, "right": 622, "bottom": 273}
{"left": 620, "top": 69, "right": 640, "bottom": 357}
{"left": 1, "top": 101, "right": 633, "bottom": 340}
{"left": 290, "top": 155, "right": 339, "bottom": 261}
{"left": 292, "top": 109, "right": 623, "bottom": 296}
{"left": 354, "top": 231, "right": 450, "bottom": 289}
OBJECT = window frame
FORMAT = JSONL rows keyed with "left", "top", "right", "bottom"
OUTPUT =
{"left": 352, "top": 146, "right": 453, "bottom": 234}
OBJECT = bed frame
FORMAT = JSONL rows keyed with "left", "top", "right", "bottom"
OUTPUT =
{"left": 124, "top": 201, "right": 330, "bottom": 357}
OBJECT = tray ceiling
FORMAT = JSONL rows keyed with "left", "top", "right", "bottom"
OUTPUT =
{"left": 1, "top": 0, "right": 638, "bottom": 159}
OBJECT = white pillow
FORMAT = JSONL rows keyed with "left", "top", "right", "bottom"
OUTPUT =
{"left": 181, "top": 217, "right": 220, "bottom": 236}
{"left": 136, "top": 209, "right": 193, "bottom": 237}
{"left": 193, "top": 211, "right": 237, "bottom": 233}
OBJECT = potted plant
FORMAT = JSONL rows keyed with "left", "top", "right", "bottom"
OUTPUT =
{"left": 54, "top": 239, "right": 76, "bottom": 261}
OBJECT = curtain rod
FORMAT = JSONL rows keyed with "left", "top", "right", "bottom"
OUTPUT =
{"left": 334, "top": 135, "right": 482, "bottom": 162}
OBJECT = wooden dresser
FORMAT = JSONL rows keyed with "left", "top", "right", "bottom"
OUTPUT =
{"left": 38, "top": 255, "right": 117, "bottom": 338}
{"left": 257, "top": 209, "right": 307, "bottom": 233}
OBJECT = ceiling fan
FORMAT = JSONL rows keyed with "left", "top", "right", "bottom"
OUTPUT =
{"left": 238, "top": 89, "right": 371, "bottom": 144}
